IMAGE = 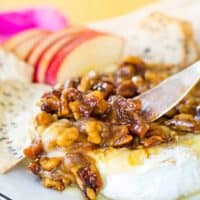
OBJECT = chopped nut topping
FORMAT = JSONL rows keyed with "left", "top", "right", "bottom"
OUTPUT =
{"left": 165, "top": 114, "right": 200, "bottom": 133}
{"left": 24, "top": 142, "right": 43, "bottom": 159}
{"left": 25, "top": 57, "right": 200, "bottom": 200}
{"left": 85, "top": 121, "right": 102, "bottom": 144}
{"left": 56, "top": 127, "right": 79, "bottom": 147}
{"left": 41, "top": 177, "right": 65, "bottom": 191}
{"left": 40, "top": 157, "right": 62, "bottom": 171}
{"left": 116, "top": 80, "right": 137, "bottom": 97}
{"left": 69, "top": 101, "right": 81, "bottom": 120}
{"left": 36, "top": 111, "right": 54, "bottom": 126}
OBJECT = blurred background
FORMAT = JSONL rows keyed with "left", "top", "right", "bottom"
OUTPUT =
{"left": 0, "top": 0, "right": 157, "bottom": 24}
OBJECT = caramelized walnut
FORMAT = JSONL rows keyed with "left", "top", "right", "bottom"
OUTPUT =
{"left": 24, "top": 142, "right": 43, "bottom": 159}
{"left": 41, "top": 177, "right": 65, "bottom": 191}
{"left": 85, "top": 121, "right": 102, "bottom": 144}
{"left": 109, "top": 125, "right": 133, "bottom": 147}
{"left": 116, "top": 80, "right": 137, "bottom": 98}
{"left": 165, "top": 114, "right": 200, "bottom": 133}
{"left": 36, "top": 111, "right": 54, "bottom": 126}
{"left": 56, "top": 127, "right": 79, "bottom": 147}
{"left": 77, "top": 166, "right": 102, "bottom": 200}
{"left": 40, "top": 157, "right": 62, "bottom": 171}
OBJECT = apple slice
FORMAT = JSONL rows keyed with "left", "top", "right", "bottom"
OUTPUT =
{"left": 3, "top": 29, "right": 48, "bottom": 51}
{"left": 34, "top": 29, "right": 88, "bottom": 83}
{"left": 45, "top": 31, "right": 124, "bottom": 85}
{"left": 36, "top": 36, "right": 72, "bottom": 83}
{"left": 13, "top": 31, "right": 50, "bottom": 60}
{"left": 28, "top": 26, "right": 85, "bottom": 67}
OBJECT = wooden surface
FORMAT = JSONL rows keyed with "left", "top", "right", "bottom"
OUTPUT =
{"left": 0, "top": 0, "right": 157, "bottom": 24}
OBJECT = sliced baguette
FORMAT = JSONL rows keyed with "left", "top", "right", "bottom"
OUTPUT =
{"left": 123, "top": 12, "right": 190, "bottom": 69}
{"left": 0, "top": 48, "right": 33, "bottom": 82}
{"left": 0, "top": 80, "right": 50, "bottom": 173}
{"left": 181, "top": 21, "right": 199, "bottom": 66}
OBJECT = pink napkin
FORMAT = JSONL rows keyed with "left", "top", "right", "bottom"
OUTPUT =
{"left": 0, "top": 7, "right": 68, "bottom": 43}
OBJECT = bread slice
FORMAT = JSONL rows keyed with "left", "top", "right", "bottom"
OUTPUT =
{"left": 0, "top": 80, "right": 50, "bottom": 173}
{"left": 181, "top": 21, "right": 199, "bottom": 66}
{"left": 123, "top": 12, "right": 198, "bottom": 69}
{"left": 0, "top": 48, "right": 33, "bottom": 82}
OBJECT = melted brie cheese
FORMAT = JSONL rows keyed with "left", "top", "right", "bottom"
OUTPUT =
{"left": 39, "top": 119, "right": 200, "bottom": 200}
{"left": 90, "top": 135, "right": 200, "bottom": 200}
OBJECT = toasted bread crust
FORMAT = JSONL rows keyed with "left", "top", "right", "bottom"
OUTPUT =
{"left": 124, "top": 12, "right": 199, "bottom": 70}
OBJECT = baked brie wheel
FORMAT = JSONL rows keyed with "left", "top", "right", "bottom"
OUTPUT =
{"left": 24, "top": 58, "right": 200, "bottom": 200}
{"left": 92, "top": 134, "right": 200, "bottom": 200}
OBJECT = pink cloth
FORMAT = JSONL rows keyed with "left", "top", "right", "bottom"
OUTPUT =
{"left": 0, "top": 7, "right": 68, "bottom": 43}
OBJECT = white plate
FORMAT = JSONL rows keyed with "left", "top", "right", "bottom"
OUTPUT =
{"left": 2, "top": 1, "right": 200, "bottom": 200}
{"left": 0, "top": 161, "right": 84, "bottom": 200}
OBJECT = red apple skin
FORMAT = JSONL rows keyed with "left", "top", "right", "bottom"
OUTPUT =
{"left": 27, "top": 29, "right": 70, "bottom": 67}
{"left": 45, "top": 30, "right": 102, "bottom": 85}
{"left": 33, "top": 29, "right": 88, "bottom": 82}
{"left": 27, "top": 27, "right": 85, "bottom": 67}
{"left": 13, "top": 32, "right": 50, "bottom": 60}
{"left": 24, "top": 33, "right": 50, "bottom": 61}
{"left": 3, "top": 29, "right": 49, "bottom": 51}
{"left": 34, "top": 33, "right": 82, "bottom": 83}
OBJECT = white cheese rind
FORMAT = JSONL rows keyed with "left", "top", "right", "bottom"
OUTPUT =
{"left": 98, "top": 146, "right": 200, "bottom": 200}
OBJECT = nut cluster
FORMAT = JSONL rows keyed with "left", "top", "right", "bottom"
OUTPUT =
{"left": 24, "top": 57, "right": 200, "bottom": 200}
